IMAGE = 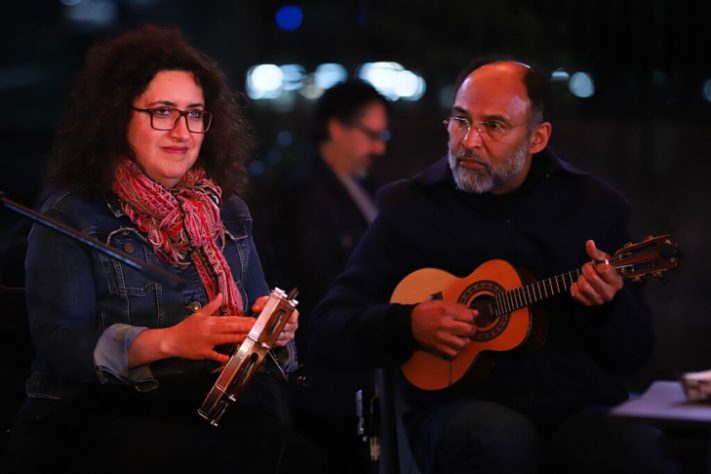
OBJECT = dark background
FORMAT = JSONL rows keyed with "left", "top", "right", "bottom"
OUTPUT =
{"left": 1, "top": 0, "right": 709, "bottom": 390}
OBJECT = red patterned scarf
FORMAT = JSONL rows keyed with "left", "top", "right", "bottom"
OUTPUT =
{"left": 112, "top": 159, "right": 243, "bottom": 315}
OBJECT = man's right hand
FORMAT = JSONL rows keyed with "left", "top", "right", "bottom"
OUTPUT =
{"left": 410, "top": 300, "right": 477, "bottom": 359}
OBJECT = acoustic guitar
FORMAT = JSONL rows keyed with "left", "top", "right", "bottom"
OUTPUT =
{"left": 390, "top": 234, "right": 679, "bottom": 391}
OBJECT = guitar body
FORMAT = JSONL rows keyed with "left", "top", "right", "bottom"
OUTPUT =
{"left": 390, "top": 234, "right": 678, "bottom": 391}
{"left": 392, "top": 260, "right": 533, "bottom": 391}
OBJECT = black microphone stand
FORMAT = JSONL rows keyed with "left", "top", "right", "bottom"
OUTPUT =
{"left": 0, "top": 191, "right": 185, "bottom": 290}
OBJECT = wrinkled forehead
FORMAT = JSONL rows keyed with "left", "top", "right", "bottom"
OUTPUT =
{"left": 453, "top": 62, "right": 531, "bottom": 119}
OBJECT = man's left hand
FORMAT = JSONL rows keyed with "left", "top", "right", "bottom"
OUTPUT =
{"left": 570, "top": 240, "right": 623, "bottom": 306}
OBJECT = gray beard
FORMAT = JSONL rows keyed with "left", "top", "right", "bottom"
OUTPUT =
{"left": 448, "top": 141, "right": 528, "bottom": 194}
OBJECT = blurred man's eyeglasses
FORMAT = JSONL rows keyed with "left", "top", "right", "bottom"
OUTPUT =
{"left": 352, "top": 123, "right": 391, "bottom": 143}
{"left": 443, "top": 116, "right": 527, "bottom": 142}
{"left": 132, "top": 107, "right": 212, "bottom": 134}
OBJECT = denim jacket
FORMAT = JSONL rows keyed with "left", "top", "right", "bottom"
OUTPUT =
{"left": 25, "top": 189, "right": 296, "bottom": 399}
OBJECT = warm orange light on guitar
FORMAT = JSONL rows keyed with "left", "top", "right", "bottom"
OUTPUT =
{"left": 391, "top": 234, "right": 678, "bottom": 391}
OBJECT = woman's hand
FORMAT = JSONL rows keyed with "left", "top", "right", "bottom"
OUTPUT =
{"left": 128, "top": 293, "right": 255, "bottom": 367}
{"left": 250, "top": 295, "right": 298, "bottom": 348}
{"left": 274, "top": 309, "right": 298, "bottom": 347}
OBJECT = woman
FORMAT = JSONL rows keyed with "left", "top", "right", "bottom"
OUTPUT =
{"left": 7, "top": 25, "right": 321, "bottom": 473}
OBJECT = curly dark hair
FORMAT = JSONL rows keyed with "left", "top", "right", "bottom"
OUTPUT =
{"left": 51, "top": 24, "right": 254, "bottom": 198}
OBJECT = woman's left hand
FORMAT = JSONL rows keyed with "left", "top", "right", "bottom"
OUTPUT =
{"left": 251, "top": 295, "right": 299, "bottom": 347}
{"left": 274, "top": 310, "right": 298, "bottom": 347}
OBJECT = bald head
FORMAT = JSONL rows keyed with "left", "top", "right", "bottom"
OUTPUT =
{"left": 456, "top": 62, "right": 533, "bottom": 125}
{"left": 454, "top": 56, "right": 552, "bottom": 124}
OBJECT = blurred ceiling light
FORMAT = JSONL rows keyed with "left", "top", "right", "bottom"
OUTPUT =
{"left": 358, "top": 62, "right": 402, "bottom": 100}
{"left": 63, "top": 0, "right": 117, "bottom": 27}
{"left": 275, "top": 5, "right": 303, "bottom": 32}
{"left": 246, "top": 64, "right": 284, "bottom": 99}
{"left": 280, "top": 64, "right": 305, "bottom": 91}
{"left": 569, "top": 72, "right": 595, "bottom": 98}
{"left": 551, "top": 68, "right": 570, "bottom": 82}
{"left": 314, "top": 63, "right": 347, "bottom": 89}
{"left": 358, "top": 61, "right": 426, "bottom": 101}
{"left": 247, "top": 61, "right": 426, "bottom": 103}
{"left": 394, "top": 69, "right": 426, "bottom": 101}
{"left": 300, "top": 82, "right": 325, "bottom": 100}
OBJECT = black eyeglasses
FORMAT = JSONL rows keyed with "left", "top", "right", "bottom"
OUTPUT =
{"left": 352, "top": 123, "right": 391, "bottom": 142}
{"left": 132, "top": 106, "right": 212, "bottom": 133}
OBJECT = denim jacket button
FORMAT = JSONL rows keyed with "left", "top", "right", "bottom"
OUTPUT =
{"left": 123, "top": 243, "right": 135, "bottom": 254}
{"left": 188, "top": 301, "right": 202, "bottom": 313}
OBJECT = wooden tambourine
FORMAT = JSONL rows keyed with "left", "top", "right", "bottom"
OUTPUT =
{"left": 198, "top": 287, "right": 298, "bottom": 426}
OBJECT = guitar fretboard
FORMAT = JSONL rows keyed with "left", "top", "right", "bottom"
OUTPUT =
{"left": 491, "top": 269, "right": 582, "bottom": 315}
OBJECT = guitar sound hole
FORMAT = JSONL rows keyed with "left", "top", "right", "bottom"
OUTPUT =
{"left": 471, "top": 294, "right": 497, "bottom": 329}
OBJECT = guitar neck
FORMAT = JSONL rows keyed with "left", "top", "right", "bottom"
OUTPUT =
{"left": 488, "top": 268, "right": 582, "bottom": 315}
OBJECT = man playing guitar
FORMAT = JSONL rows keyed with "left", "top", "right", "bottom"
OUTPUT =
{"left": 309, "top": 57, "right": 678, "bottom": 474}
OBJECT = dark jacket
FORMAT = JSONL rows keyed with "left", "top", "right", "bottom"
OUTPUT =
{"left": 272, "top": 155, "right": 376, "bottom": 330}
{"left": 309, "top": 149, "right": 653, "bottom": 432}
{"left": 271, "top": 155, "right": 378, "bottom": 416}
{"left": 24, "top": 189, "right": 289, "bottom": 399}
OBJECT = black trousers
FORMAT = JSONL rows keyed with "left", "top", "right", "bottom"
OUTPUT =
{"left": 407, "top": 399, "right": 679, "bottom": 474}
{"left": 6, "top": 375, "right": 328, "bottom": 474}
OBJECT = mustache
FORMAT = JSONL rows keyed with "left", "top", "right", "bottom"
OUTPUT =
{"left": 453, "top": 150, "right": 491, "bottom": 172}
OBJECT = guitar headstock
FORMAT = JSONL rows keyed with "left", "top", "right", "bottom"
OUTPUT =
{"left": 612, "top": 234, "right": 679, "bottom": 282}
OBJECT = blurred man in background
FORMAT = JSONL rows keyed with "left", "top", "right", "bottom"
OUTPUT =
{"left": 269, "top": 79, "right": 390, "bottom": 473}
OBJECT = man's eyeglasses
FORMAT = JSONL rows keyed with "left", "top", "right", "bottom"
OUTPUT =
{"left": 352, "top": 123, "right": 391, "bottom": 143}
{"left": 443, "top": 116, "right": 527, "bottom": 142}
{"left": 132, "top": 107, "right": 212, "bottom": 134}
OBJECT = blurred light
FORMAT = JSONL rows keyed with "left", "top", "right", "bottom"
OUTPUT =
{"left": 358, "top": 62, "right": 427, "bottom": 101}
{"left": 395, "top": 70, "right": 426, "bottom": 101}
{"left": 277, "top": 130, "right": 293, "bottom": 147}
{"left": 245, "top": 61, "right": 425, "bottom": 103}
{"left": 314, "top": 63, "right": 347, "bottom": 89}
{"left": 300, "top": 81, "right": 325, "bottom": 100}
{"left": 63, "top": 0, "right": 117, "bottom": 27}
{"left": 551, "top": 68, "right": 570, "bottom": 82}
{"left": 358, "top": 62, "right": 402, "bottom": 101}
{"left": 60, "top": 0, "right": 82, "bottom": 6}
{"left": 275, "top": 5, "right": 303, "bottom": 32}
{"left": 280, "top": 64, "right": 305, "bottom": 91}
{"left": 703, "top": 79, "right": 711, "bottom": 102}
{"left": 248, "top": 160, "right": 265, "bottom": 176}
{"left": 246, "top": 64, "right": 283, "bottom": 99}
{"left": 569, "top": 72, "right": 595, "bottom": 98}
